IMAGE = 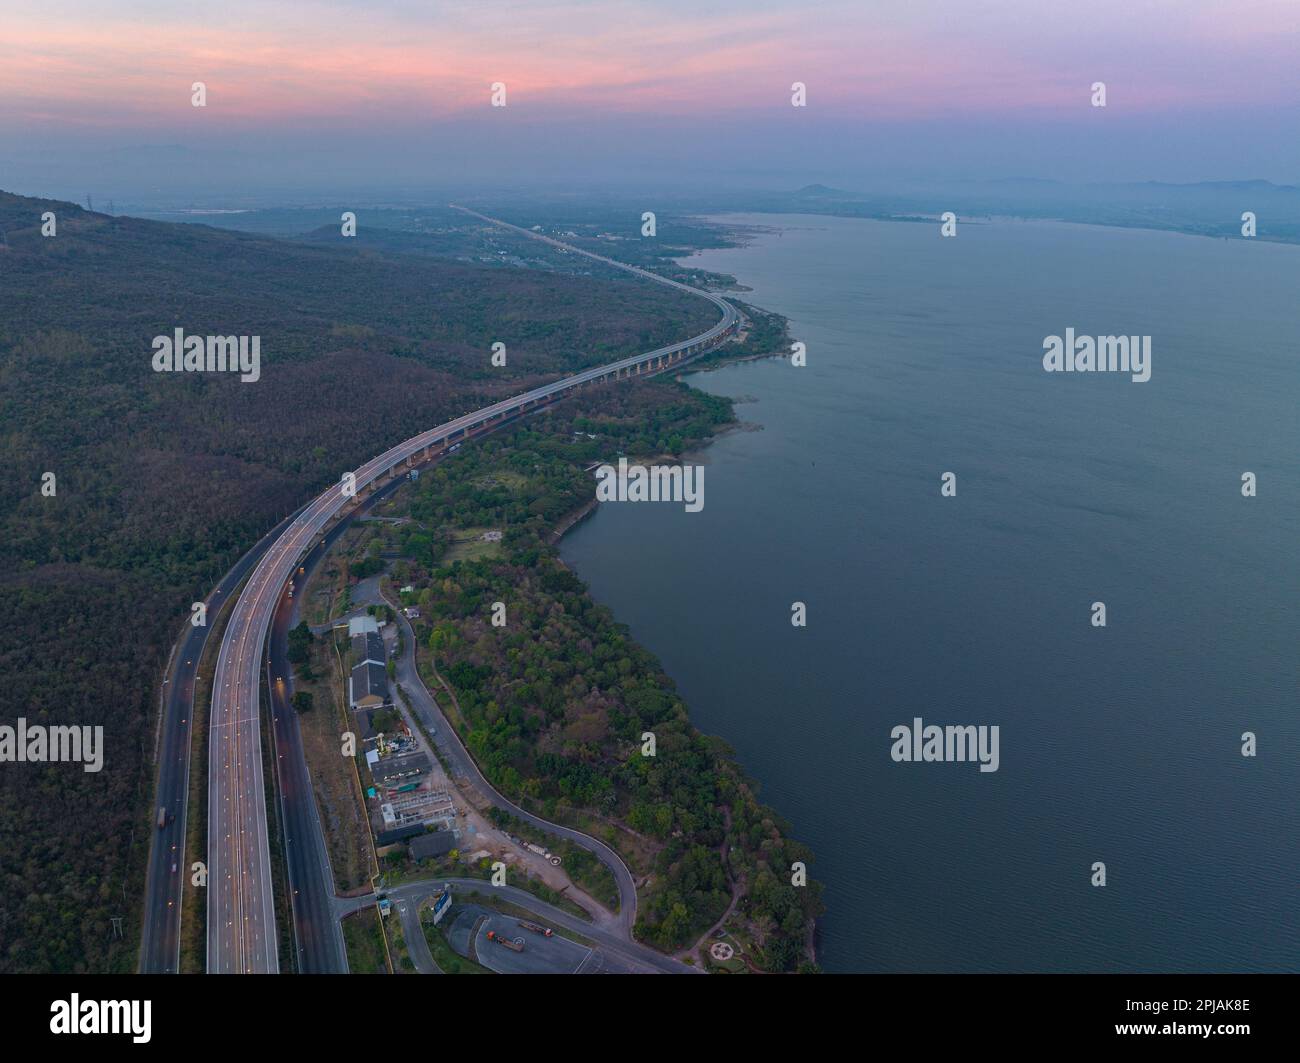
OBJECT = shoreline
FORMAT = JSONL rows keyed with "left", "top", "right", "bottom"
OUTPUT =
{"left": 549, "top": 365, "right": 769, "bottom": 554}
{"left": 549, "top": 497, "right": 599, "bottom": 545}
{"left": 545, "top": 337, "right": 820, "bottom": 968}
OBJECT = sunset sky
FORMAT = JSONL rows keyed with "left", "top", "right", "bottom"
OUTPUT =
{"left": 4, "top": 0, "right": 1299, "bottom": 198}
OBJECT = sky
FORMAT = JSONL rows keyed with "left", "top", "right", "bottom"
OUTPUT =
{"left": 3, "top": 0, "right": 1299, "bottom": 201}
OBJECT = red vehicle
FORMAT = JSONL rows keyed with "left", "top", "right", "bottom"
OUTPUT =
{"left": 518, "top": 920, "right": 552, "bottom": 938}
{"left": 486, "top": 930, "right": 524, "bottom": 952}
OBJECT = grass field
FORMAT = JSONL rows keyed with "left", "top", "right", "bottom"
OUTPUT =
{"left": 342, "top": 908, "right": 389, "bottom": 974}
{"left": 443, "top": 527, "right": 503, "bottom": 563}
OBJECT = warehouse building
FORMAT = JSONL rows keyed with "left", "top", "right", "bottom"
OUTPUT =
{"left": 409, "top": 830, "right": 458, "bottom": 861}
{"left": 349, "top": 631, "right": 388, "bottom": 709}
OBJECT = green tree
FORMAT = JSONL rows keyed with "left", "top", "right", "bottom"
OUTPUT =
{"left": 287, "top": 621, "right": 313, "bottom": 665}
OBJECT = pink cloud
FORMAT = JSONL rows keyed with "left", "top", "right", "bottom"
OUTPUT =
{"left": 2, "top": 3, "right": 1296, "bottom": 133}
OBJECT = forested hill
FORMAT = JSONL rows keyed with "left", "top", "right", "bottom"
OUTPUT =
{"left": 0, "top": 189, "right": 716, "bottom": 972}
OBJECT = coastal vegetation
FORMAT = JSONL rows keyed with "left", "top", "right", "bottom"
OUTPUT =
{"left": 378, "top": 372, "right": 823, "bottom": 971}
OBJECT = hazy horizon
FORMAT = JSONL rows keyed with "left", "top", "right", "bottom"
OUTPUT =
{"left": 4, "top": 0, "right": 1299, "bottom": 201}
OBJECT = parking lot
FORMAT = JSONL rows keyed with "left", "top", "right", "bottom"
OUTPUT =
{"left": 473, "top": 913, "right": 592, "bottom": 974}
{"left": 444, "top": 905, "right": 596, "bottom": 974}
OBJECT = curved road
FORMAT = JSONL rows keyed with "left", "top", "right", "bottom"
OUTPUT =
{"left": 390, "top": 606, "right": 638, "bottom": 934}
{"left": 337, "top": 878, "right": 699, "bottom": 975}
{"left": 207, "top": 209, "right": 738, "bottom": 973}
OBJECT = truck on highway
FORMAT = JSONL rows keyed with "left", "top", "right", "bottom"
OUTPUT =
{"left": 518, "top": 920, "right": 552, "bottom": 938}
{"left": 485, "top": 930, "right": 524, "bottom": 952}
{"left": 157, "top": 807, "right": 168, "bottom": 829}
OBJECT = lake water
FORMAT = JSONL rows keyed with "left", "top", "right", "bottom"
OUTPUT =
{"left": 560, "top": 213, "right": 1300, "bottom": 972}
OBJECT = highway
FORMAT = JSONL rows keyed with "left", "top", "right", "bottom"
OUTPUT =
{"left": 206, "top": 209, "right": 738, "bottom": 973}
{"left": 139, "top": 508, "right": 306, "bottom": 973}
{"left": 268, "top": 470, "right": 435, "bottom": 973}
{"left": 266, "top": 534, "right": 350, "bottom": 973}
{"left": 207, "top": 559, "right": 282, "bottom": 972}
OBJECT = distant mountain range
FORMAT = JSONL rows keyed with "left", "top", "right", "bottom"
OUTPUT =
{"left": 704, "top": 177, "right": 1300, "bottom": 244}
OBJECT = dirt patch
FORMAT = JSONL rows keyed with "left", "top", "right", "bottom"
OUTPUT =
{"left": 294, "top": 630, "right": 374, "bottom": 891}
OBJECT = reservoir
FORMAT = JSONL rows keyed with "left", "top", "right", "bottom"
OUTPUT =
{"left": 560, "top": 213, "right": 1300, "bottom": 972}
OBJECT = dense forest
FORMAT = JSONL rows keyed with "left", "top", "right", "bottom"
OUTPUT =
{"left": 384, "top": 375, "right": 824, "bottom": 971}
{"left": 0, "top": 188, "right": 718, "bottom": 972}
